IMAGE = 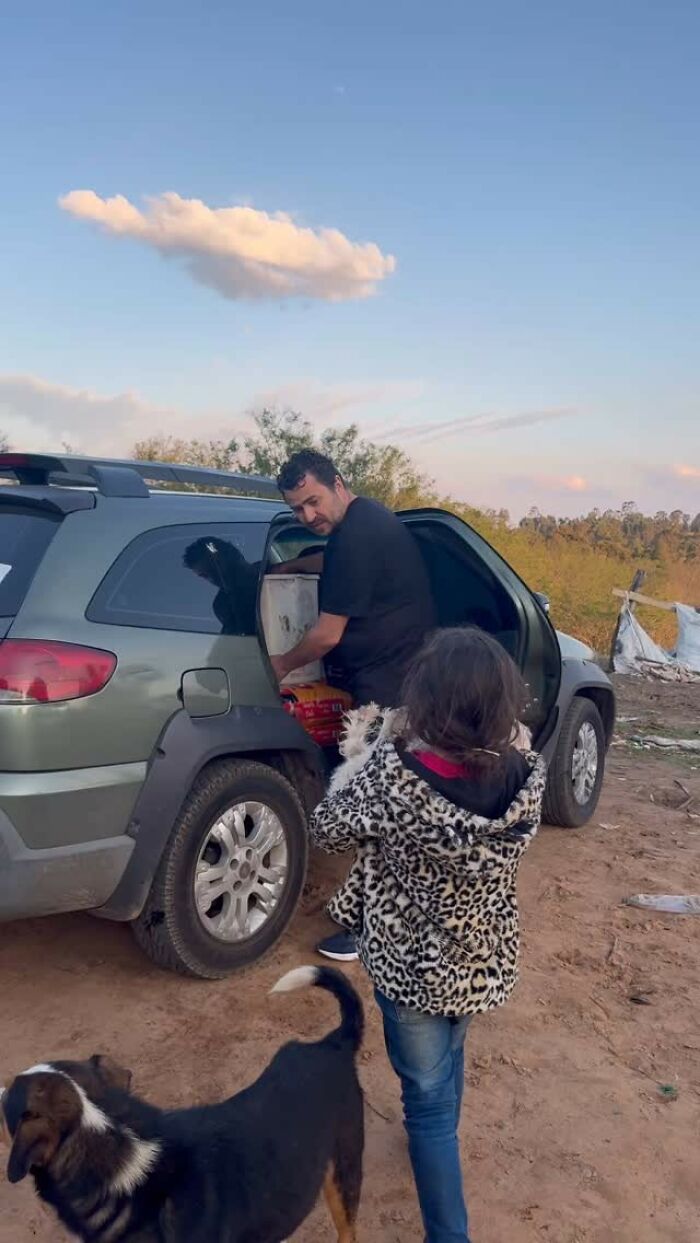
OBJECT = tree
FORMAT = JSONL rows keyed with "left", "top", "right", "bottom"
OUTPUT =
{"left": 132, "top": 434, "right": 240, "bottom": 472}
{"left": 228, "top": 409, "right": 313, "bottom": 478}
{"left": 133, "top": 409, "right": 436, "bottom": 509}
{"left": 0, "top": 430, "right": 9, "bottom": 453}
{"left": 234, "top": 408, "right": 436, "bottom": 509}
{"left": 127, "top": 415, "right": 700, "bottom": 650}
{"left": 320, "top": 425, "right": 436, "bottom": 509}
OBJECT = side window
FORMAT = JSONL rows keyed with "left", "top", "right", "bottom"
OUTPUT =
{"left": 268, "top": 524, "right": 327, "bottom": 563}
{"left": 87, "top": 523, "right": 267, "bottom": 635}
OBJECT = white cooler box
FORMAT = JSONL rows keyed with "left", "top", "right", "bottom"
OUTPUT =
{"left": 260, "top": 574, "right": 322, "bottom": 686}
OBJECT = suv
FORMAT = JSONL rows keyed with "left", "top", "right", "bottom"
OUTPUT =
{"left": 0, "top": 453, "right": 615, "bottom": 978}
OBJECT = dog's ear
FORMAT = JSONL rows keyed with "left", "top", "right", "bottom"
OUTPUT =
{"left": 7, "top": 1115, "right": 59, "bottom": 1184}
{"left": 1, "top": 1095, "right": 11, "bottom": 1149}
{"left": 6, "top": 1075, "right": 81, "bottom": 1184}
{"left": 90, "top": 1054, "right": 133, "bottom": 1093}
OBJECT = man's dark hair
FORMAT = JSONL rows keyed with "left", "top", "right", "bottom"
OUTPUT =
{"left": 277, "top": 449, "right": 341, "bottom": 493}
{"left": 402, "top": 626, "right": 528, "bottom": 770}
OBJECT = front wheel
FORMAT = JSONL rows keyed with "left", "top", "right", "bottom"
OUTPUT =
{"left": 132, "top": 759, "right": 308, "bottom": 978}
{"left": 543, "top": 698, "right": 606, "bottom": 828}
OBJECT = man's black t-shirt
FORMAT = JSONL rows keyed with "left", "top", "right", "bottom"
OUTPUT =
{"left": 320, "top": 497, "right": 435, "bottom": 706}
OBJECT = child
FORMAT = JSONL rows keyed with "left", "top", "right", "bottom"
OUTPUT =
{"left": 310, "top": 627, "right": 547, "bottom": 1243}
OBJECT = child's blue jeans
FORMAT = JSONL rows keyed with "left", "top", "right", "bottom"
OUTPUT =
{"left": 375, "top": 989, "right": 472, "bottom": 1243}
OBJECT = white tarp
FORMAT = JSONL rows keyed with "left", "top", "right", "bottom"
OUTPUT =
{"left": 624, "top": 894, "right": 700, "bottom": 914}
{"left": 675, "top": 603, "right": 700, "bottom": 671}
{"left": 613, "top": 603, "right": 700, "bottom": 676}
{"left": 614, "top": 606, "right": 672, "bottom": 673}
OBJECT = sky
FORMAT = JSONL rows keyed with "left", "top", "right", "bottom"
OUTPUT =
{"left": 1, "top": 0, "right": 699, "bottom": 519}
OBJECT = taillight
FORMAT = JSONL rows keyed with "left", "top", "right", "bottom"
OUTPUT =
{"left": 0, "top": 640, "right": 117, "bottom": 704}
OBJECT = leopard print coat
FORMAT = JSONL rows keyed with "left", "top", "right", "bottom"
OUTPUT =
{"left": 310, "top": 710, "right": 547, "bottom": 1017}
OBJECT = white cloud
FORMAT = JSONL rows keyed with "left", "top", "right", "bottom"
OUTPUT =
{"left": 0, "top": 372, "right": 422, "bottom": 459}
{"left": 557, "top": 474, "right": 588, "bottom": 492}
{"left": 0, "top": 374, "right": 189, "bottom": 456}
{"left": 2, "top": 373, "right": 695, "bottom": 520}
{"left": 504, "top": 471, "right": 598, "bottom": 498}
{"left": 59, "top": 190, "right": 396, "bottom": 303}
{"left": 461, "top": 469, "right": 617, "bottom": 519}
{"left": 248, "top": 378, "right": 425, "bottom": 425}
{"left": 373, "top": 407, "right": 575, "bottom": 444}
{"left": 638, "top": 463, "right": 700, "bottom": 516}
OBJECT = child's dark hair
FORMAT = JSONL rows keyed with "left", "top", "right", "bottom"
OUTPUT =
{"left": 402, "top": 627, "right": 528, "bottom": 769}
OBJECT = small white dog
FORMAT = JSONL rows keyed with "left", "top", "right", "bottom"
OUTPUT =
{"left": 329, "top": 704, "right": 532, "bottom": 794}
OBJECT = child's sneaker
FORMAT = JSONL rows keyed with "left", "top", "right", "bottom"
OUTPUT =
{"left": 316, "top": 931, "right": 359, "bottom": 962}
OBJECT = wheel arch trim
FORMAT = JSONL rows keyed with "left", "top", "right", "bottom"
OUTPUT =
{"left": 92, "top": 705, "right": 325, "bottom": 922}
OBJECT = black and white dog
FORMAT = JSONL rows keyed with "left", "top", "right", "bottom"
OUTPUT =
{"left": 2, "top": 967, "right": 364, "bottom": 1242}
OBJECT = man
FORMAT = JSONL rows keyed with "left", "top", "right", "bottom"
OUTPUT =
{"left": 271, "top": 449, "right": 435, "bottom": 960}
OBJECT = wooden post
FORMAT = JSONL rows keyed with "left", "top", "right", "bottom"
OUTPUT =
{"left": 611, "top": 588, "right": 677, "bottom": 612}
{"left": 608, "top": 568, "right": 646, "bottom": 672}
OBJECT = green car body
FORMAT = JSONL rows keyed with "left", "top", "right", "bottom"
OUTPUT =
{"left": 0, "top": 455, "right": 615, "bottom": 978}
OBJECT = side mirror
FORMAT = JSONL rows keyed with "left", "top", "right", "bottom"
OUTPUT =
{"left": 534, "top": 591, "right": 550, "bottom": 614}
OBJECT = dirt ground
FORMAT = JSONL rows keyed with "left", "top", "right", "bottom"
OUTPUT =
{"left": 1, "top": 675, "right": 699, "bottom": 1243}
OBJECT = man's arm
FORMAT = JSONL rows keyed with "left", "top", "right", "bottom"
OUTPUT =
{"left": 270, "top": 611, "right": 347, "bottom": 683}
{"left": 267, "top": 551, "right": 325, "bottom": 576}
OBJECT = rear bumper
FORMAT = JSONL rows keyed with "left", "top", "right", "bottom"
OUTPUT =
{"left": 0, "top": 760, "right": 145, "bottom": 921}
{"left": 0, "top": 762, "right": 146, "bottom": 850}
{"left": 0, "top": 808, "right": 133, "bottom": 920}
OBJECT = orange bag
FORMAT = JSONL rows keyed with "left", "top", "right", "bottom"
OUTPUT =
{"left": 281, "top": 682, "right": 353, "bottom": 747}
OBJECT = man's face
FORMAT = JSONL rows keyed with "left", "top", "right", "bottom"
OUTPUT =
{"left": 282, "top": 471, "right": 349, "bottom": 535}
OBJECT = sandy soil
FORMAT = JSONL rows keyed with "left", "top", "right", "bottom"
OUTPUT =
{"left": 1, "top": 675, "right": 699, "bottom": 1243}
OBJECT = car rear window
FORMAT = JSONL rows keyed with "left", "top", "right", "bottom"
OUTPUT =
{"left": 0, "top": 507, "right": 60, "bottom": 618}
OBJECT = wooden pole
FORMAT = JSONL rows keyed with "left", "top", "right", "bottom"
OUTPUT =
{"left": 611, "top": 588, "right": 677, "bottom": 613}
{"left": 608, "top": 568, "right": 646, "bottom": 672}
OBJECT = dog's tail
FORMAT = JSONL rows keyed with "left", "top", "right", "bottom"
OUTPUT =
{"left": 271, "top": 966, "right": 364, "bottom": 1052}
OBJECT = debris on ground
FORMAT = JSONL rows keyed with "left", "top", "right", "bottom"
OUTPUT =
{"left": 1, "top": 673, "right": 699, "bottom": 1243}
{"left": 611, "top": 581, "right": 700, "bottom": 679}
{"left": 624, "top": 893, "right": 700, "bottom": 914}
{"left": 629, "top": 734, "right": 700, "bottom": 753}
{"left": 657, "top": 1083, "right": 680, "bottom": 1102}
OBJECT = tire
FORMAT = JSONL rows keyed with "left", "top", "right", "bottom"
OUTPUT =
{"left": 543, "top": 697, "right": 606, "bottom": 828}
{"left": 132, "top": 759, "right": 308, "bottom": 979}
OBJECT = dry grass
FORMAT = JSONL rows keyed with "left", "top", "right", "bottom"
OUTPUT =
{"left": 468, "top": 523, "right": 699, "bottom": 653}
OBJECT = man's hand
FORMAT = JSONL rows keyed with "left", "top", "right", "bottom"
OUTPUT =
{"left": 266, "top": 551, "right": 325, "bottom": 576}
{"left": 269, "top": 653, "right": 289, "bottom": 683}
{"left": 268, "top": 613, "right": 348, "bottom": 686}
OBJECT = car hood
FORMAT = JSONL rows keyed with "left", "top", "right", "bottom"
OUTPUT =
{"left": 556, "top": 629, "right": 595, "bottom": 661}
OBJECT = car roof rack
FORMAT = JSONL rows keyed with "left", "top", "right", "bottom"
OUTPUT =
{"left": 0, "top": 453, "right": 280, "bottom": 500}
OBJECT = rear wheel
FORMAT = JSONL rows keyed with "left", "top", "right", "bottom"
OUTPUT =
{"left": 543, "top": 697, "right": 606, "bottom": 828}
{"left": 132, "top": 759, "right": 308, "bottom": 978}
